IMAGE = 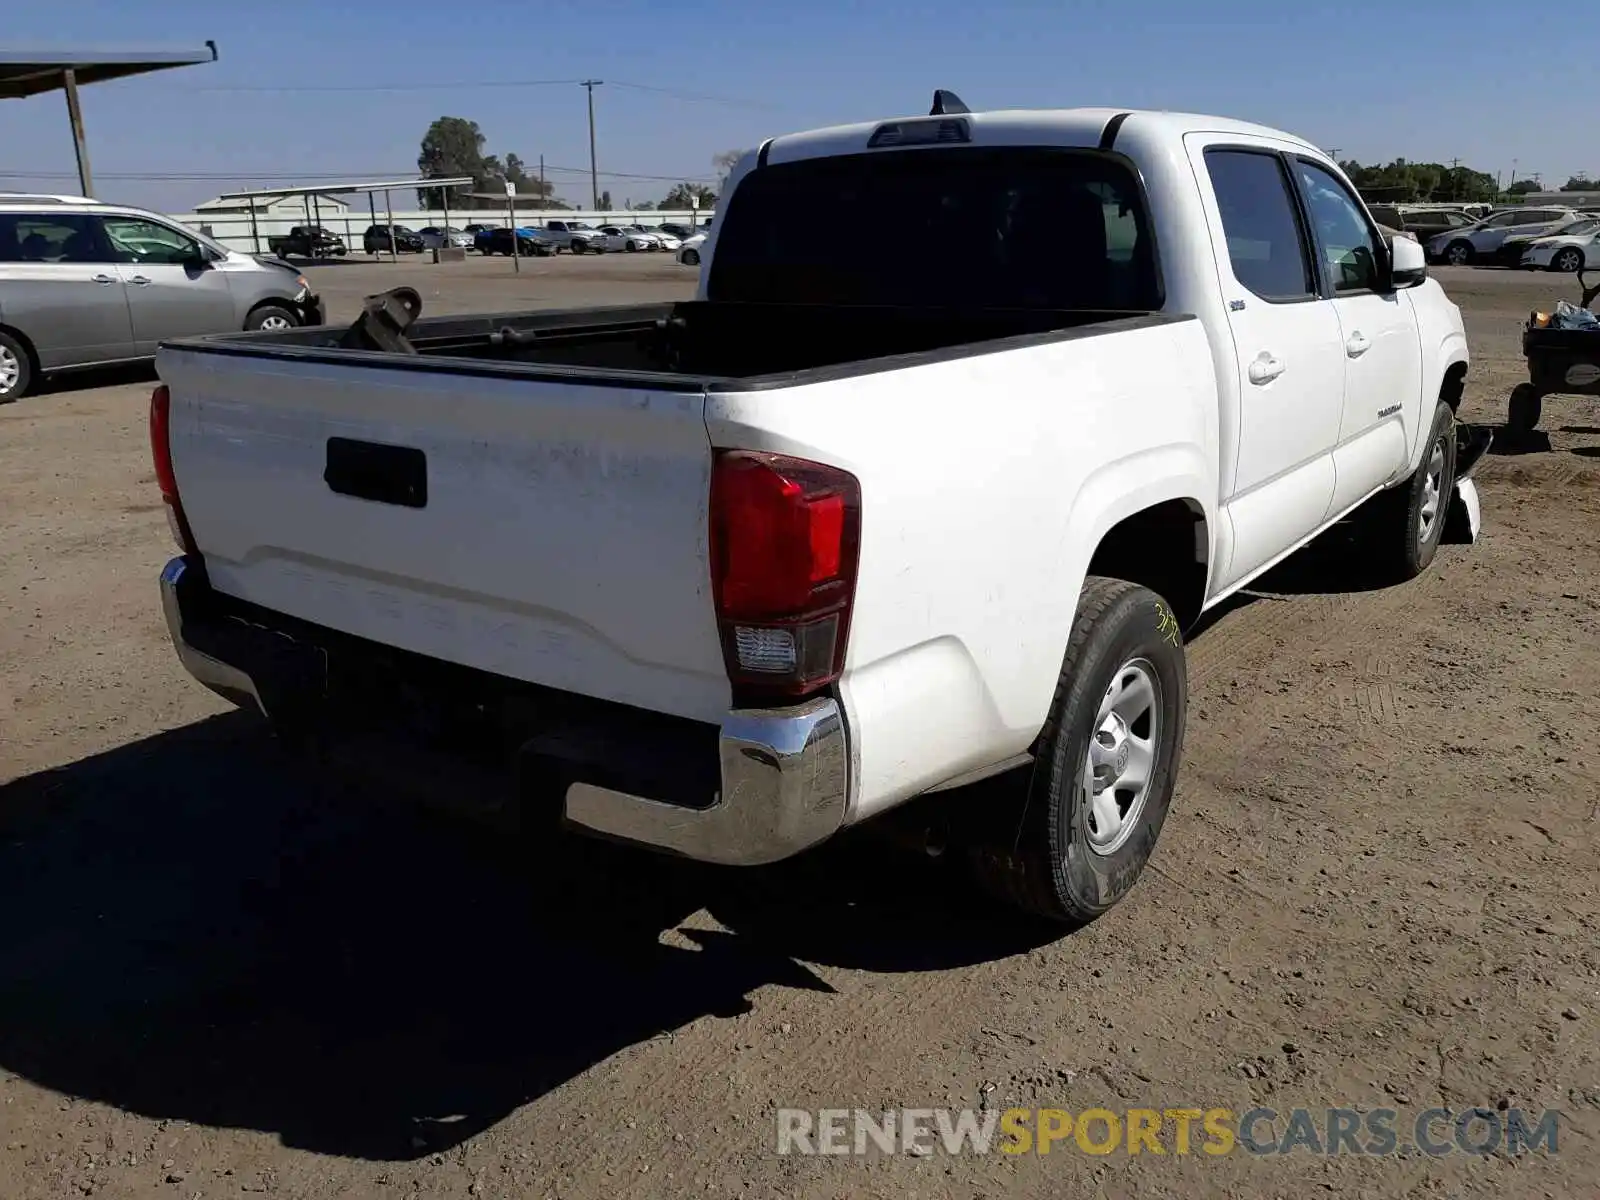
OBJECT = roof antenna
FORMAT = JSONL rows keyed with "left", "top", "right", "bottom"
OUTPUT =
{"left": 930, "top": 90, "right": 970, "bottom": 116}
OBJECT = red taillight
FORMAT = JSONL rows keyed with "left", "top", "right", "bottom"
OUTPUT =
{"left": 710, "top": 450, "right": 861, "bottom": 697}
{"left": 149, "top": 384, "right": 197, "bottom": 555}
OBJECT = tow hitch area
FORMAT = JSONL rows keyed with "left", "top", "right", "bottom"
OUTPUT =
{"left": 1445, "top": 423, "right": 1492, "bottom": 545}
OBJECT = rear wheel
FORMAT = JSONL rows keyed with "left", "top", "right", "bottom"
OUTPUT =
{"left": 1445, "top": 240, "right": 1473, "bottom": 266}
{"left": 1554, "top": 246, "right": 1585, "bottom": 273}
{"left": 571, "top": 240, "right": 587, "bottom": 255}
{"left": 968, "top": 578, "right": 1187, "bottom": 926}
{"left": 681, "top": 249, "right": 700, "bottom": 266}
{"left": 0, "top": 330, "right": 32, "bottom": 404}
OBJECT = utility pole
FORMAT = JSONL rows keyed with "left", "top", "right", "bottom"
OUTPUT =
{"left": 580, "top": 79, "right": 603, "bottom": 210}
{"left": 539, "top": 154, "right": 545, "bottom": 210}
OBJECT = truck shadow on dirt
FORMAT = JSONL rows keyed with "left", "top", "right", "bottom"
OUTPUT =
{"left": 0, "top": 713, "right": 1046, "bottom": 1163}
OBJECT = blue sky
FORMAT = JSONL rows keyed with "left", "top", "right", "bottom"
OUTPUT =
{"left": 3, "top": 0, "right": 1592, "bottom": 212}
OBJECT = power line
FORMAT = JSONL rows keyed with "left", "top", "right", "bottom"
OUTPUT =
{"left": 163, "top": 75, "right": 779, "bottom": 110}
{"left": 0, "top": 164, "right": 717, "bottom": 184}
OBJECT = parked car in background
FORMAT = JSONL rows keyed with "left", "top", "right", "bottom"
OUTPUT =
{"left": 1368, "top": 205, "right": 1478, "bottom": 243}
{"left": 463, "top": 223, "right": 499, "bottom": 236}
{"left": 418, "top": 226, "right": 474, "bottom": 250}
{"left": 675, "top": 231, "right": 707, "bottom": 266}
{"left": 599, "top": 224, "right": 659, "bottom": 252}
{"left": 1518, "top": 219, "right": 1600, "bottom": 272}
{"left": 265, "top": 225, "right": 348, "bottom": 258}
{"left": 642, "top": 226, "right": 682, "bottom": 251}
{"left": 0, "top": 194, "right": 322, "bottom": 403}
{"left": 363, "top": 224, "right": 425, "bottom": 253}
{"left": 1425, "top": 207, "right": 1575, "bottom": 265}
{"left": 657, "top": 222, "right": 706, "bottom": 241}
{"left": 540, "top": 220, "right": 610, "bottom": 254}
{"left": 480, "top": 226, "right": 556, "bottom": 257}
{"left": 1497, "top": 215, "right": 1600, "bottom": 267}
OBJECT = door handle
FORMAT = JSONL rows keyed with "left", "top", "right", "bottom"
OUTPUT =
{"left": 89, "top": 274, "right": 117, "bottom": 285}
{"left": 1346, "top": 331, "right": 1371, "bottom": 357}
{"left": 126, "top": 275, "right": 152, "bottom": 287}
{"left": 1247, "top": 353, "right": 1285, "bottom": 385}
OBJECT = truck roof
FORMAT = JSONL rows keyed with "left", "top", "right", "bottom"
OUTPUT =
{"left": 761, "top": 107, "right": 1325, "bottom": 166}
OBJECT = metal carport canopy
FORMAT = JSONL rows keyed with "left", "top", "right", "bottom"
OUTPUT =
{"left": 213, "top": 178, "right": 474, "bottom": 259}
{"left": 0, "top": 42, "right": 219, "bottom": 198}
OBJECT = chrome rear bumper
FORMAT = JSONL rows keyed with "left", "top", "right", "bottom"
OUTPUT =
{"left": 159, "top": 556, "right": 848, "bottom": 866}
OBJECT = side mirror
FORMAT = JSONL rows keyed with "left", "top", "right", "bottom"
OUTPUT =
{"left": 1386, "top": 234, "right": 1427, "bottom": 289}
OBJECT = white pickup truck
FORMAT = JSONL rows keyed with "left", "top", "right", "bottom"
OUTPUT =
{"left": 152, "top": 98, "right": 1476, "bottom": 926}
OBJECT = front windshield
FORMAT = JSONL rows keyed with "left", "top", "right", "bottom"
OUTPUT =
{"left": 569, "top": 222, "right": 596, "bottom": 230}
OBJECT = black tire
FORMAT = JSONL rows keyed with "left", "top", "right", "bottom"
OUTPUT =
{"left": 0, "top": 329, "right": 33, "bottom": 404}
{"left": 1508, "top": 383, "right": 1543, "bottom": 434}
{"left": 682, "top": 249, "right": 700, "bottom": 266}
{"left": 1365, "top": 398, "right": 1458, "bottom": 580}
{"left": 571, "top": 240, "right": 587, "bottom": 255}
{"left": 625, "top": 241, "right": 639, "bottom": 252}
{"left": 968, "top": 578, "right": 1187, "bottom": 926}
{"left": 1444, "top": 240, "right": 1473, "bottom": 267}
{"left": 244, "top": 305, "right": 299, "bottom": 333}
{"left": 1554, "top": 247, "right": 1585, "bottom": 273}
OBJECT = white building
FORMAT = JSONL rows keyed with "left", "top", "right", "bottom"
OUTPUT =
{"left": 192, "top": 193, "right": 352, "bottom": 216}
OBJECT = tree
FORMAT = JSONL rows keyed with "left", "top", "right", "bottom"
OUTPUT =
{"left": 502, "top": 152, "right": 557, "bottom": 205}
{"left": 1339, "top": 158, "right": 1500, "bottom": 204}
{"left": 660, "top": 182, "right": 716, "bottom": 210}
{"left": 634, "top": 199, "right": 656, "bottom": 211}
{"left": 598, "top": 190, "right": 613, "bottom": 211}
{"left": 712, "top": 149, "right": 748, "bottom": 192}
{"left": 1562, "top": 176, "right": 1600, "bottom": 192}
{"left": 1507, "top": 179, "right": 1541, "bottom": 195}
{"left": 417, "top": 117, "right": 558, "bottom": 209}
{"left": 417, "top": 116, "right": 489, "bottom": 209}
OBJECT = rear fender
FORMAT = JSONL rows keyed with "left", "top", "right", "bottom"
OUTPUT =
{"left": 1055, "top": 443, "right": 1216, "bottom": 642}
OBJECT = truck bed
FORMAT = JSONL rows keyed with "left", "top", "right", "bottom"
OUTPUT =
{"left": 170, "top": 299, "right": 1176, "bottom": 389}
{"left": 156, "top": 299, "right": 1194, "bottom": 731}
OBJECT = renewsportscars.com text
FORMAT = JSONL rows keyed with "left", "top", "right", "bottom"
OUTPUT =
{"left": 776, "top": 1106, "right": 1561, "bottom": 1158}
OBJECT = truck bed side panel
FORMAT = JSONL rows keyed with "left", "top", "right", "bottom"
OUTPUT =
{"left": 705, "top": 316, "right": 1220, "bottom": 819}
{"left": 159, "top": 348, "right": 731, "bottom": 723}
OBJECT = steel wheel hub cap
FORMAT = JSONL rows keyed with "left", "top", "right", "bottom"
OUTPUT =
{"left": 1081, "top": 659, "right": 1161, "bottom": 856}
{"left": 1419, "top": 438, "right": 1445, "bottom": 543}
{"left": 0, "top": 346, "right": 18, "bottom": 390}
{"left": 260, "top": 316, "right": 290, "bottom": 330}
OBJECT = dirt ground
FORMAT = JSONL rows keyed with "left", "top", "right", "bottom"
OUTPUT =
{"left": 1, "top": 258, "right": 1597, "bottom": 1200}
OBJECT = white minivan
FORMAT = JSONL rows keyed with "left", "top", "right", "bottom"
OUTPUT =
{"left": 0, "top": 194, "right": 322, "bottom": 402}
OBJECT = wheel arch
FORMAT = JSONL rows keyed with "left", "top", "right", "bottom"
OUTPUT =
{"left": 0, "top": 321, "right": 40, "bottom": 368}
{"left": 0, "top": 321, "right": 41, "bottom": 388}
{"left": 1085, "top": 497, "right": 1212, "bottom": 632}
{"left": 1440, "top": 358, "right": 1468, "bottom": 413}
{"left": 1061, "top": 448, "right": 1217, "bottom": 634}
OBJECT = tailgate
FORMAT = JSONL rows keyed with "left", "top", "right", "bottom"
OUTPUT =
{"left": 158, "top": 348, "right": 731, "bottom": 723}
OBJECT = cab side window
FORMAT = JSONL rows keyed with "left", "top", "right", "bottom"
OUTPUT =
{"left": 1294, "top": 160, "right": 1382, "bottom": 293}
{"left": 1203, "top": 148, "right": 1316, "bottom": 302}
